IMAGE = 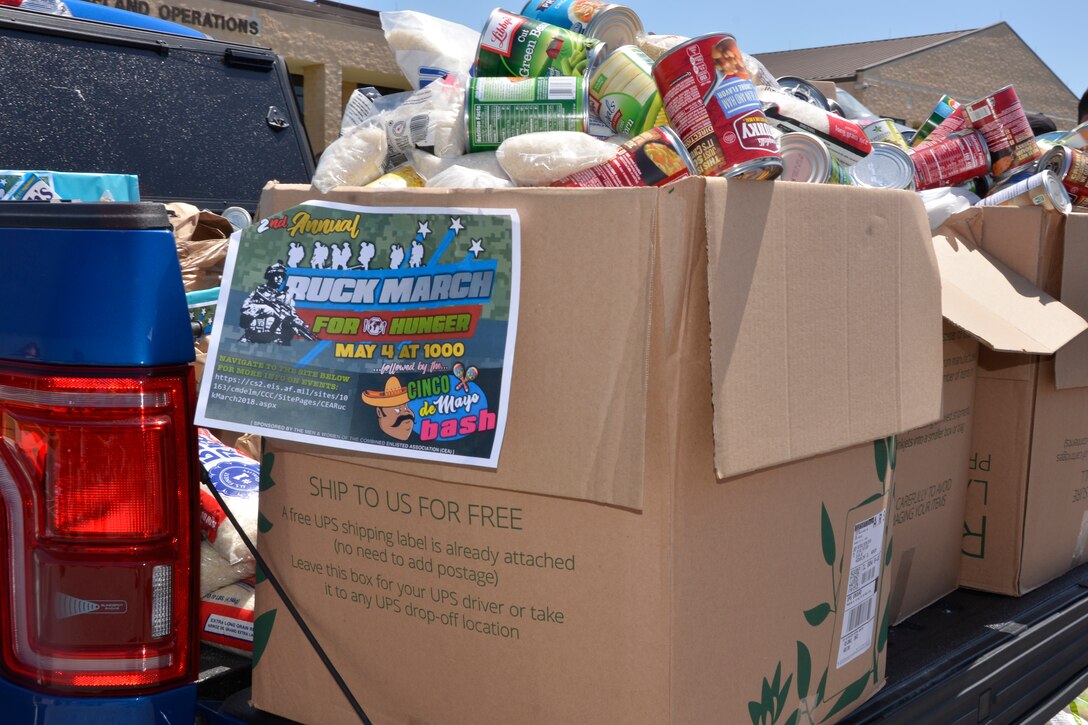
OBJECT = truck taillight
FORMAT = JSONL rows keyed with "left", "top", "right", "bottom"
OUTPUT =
{"left": 0, "top": 361, "right": 198, "bottom": 694}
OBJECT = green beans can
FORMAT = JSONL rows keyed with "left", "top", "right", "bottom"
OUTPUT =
{"left": 466, "top": 76, "right": 589, "bottom": 152}
{"left": 475, "top": 8, "right": 603, "bottom": 79}
{"left": 588, "top": 44, "right": 668, "bottom": 136}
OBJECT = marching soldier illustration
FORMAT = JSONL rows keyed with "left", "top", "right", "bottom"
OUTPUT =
{"left": 239, "top": 261, "right": 318, "bottom": 345}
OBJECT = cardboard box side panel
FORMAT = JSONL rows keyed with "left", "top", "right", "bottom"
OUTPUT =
{"left": 888, "top": 327, "right": 976, "bottom": 624}
{"left": 1056, "top": 213, "right": 1088, "bottom": 389}
{"left": 704, "top": 180, "right": 941, "bottom": 478}
{"left": 957, "top": 374, "right": 1036, "bottom": 594}
{"left": 255, "top": 183, "right": 674, "bottom": 510}
{"left": 1018, "top": 358, "right": 1088, "bottom": 592}
{"left": 252, "top": 447, "right": 675, "bottom": 724}
{"left": 669, "top": 217, "right": 886, "bottom": 723}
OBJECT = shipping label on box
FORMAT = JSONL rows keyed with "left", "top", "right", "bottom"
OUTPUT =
{"left": 196, "top": 201, "right": 521, "bottom": 468}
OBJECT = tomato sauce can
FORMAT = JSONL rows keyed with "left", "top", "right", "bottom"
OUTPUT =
{"left": 551, "top": 125, "right": 696, "bottom": 187}
{"left": 651, "top": 34, "right": 781, "bottom": 179}
{"left": 907, "top": 129, "right": 991, "bottom": 191}
{"left": 519, "top": 0, "right": 643, "bottom": 49}
{"left": 1038, "top": 144, "right": 1088, "bottom": 209}
{"left": 911, "top": 94, "right": 961, "bottom": 147}
{"left": 777, "top": 131, "right": 854, "bottom": 185}
{"left": 465, "top": 76, "right": 589, "bottom": 152}
{"left": 589, "top": 44, "right": 668, "bottom": 136}
{"left": 977, "top": 169, "right": 1071, "bottom": 213}
{"left": 965, "top": 85, "right": 1040, "bottom": 180}
{"left": 475, "top": 9, "right": 604, "bottom": 79}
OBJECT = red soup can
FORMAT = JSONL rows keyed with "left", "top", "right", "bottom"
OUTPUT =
{"left": 965, "top": 85, "right": 1040, "bottom": 180}
{"left": 908, "top": 129, "right": 991, "bottom": 191}
{"left": 551, "top": 125, "right": 696, "bottom": 187}
{"left": 651, "top": 33, "right": 782, "bottom": 179}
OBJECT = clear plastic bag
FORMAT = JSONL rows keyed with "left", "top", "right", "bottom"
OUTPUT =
{"left": 496, "top": 132, "right": 620, "bottom": 186}
{"left": 380, "top": 10, "right": 480, "bottom": 89}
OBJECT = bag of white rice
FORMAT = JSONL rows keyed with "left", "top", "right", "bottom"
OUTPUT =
{"left": 200, "top": 578, "right": 256, "bottom": 656}
{"left": 312, "top": 125, "right": 387, "bottom": 192}
{"left": 496, "top": 132, "right": 620, "bottom": 186}
{"left": 380, "top": 10, "right": 479, "bottom": 89}
{"left": 200, "top": 541, "right": 255, "bottom": 596}
{"left": 198, "top": 428, "right": 260, "bottom": 566}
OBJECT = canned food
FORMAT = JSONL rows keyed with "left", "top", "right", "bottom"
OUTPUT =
{"left": 911, "top": 94, "right": 961, "bottom": 147}
{"left": 1059, "top": 121, "right": 1088, "bottom": 150}
{"left": 519, "top": 0, "right": 643, "bottom": 50}
{"left": 364, "top": 166, "right": 425, "bottom": 189}
{"left": 762, "top": 89, "right": 872, "bottom": 167}
{"left": 1038, "top": 144, "right": 1088, "bottom": 209}
{"left": 777, "top": 131, "right": 854, "bottom": 185}
{"left": 912, "top": 106, "right": 970, "bottom": 152}
{"left": 589, "top": 45, "right": 668, "bottom": 136}
{"left": 965, "top": 85, "right": 1040, "bottom": 179}
{"left": 465, "top": 76, "right": 589, "bottom": 152}
{"left": 476, "top": 9, "right": 603, "bottom": 79}
{"left": 651, "top": 33, "right": 782, "bottom": 179}
{"left": 849, "top": 142, "right": 916, "bottom": 190}
{"left": 908, "top": 129, "right": 990, "bottom": 191}
{"left": 551, "top": 126, "right": 695, "bottom": 187}
{"left": 976, "top": 169, "right": 1071, "bottom": 213}
{"left": 863, "top": 119, "right": 909, "bottom": 150}
{"left": 775, "top": 76, "right": 831, "bottom": 111}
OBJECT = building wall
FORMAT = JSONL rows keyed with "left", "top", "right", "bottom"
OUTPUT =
{"left": 85, "top": 0, "right": 408, "bottom": 153}
{"left": 848, "top": 25, "right": 1078, "bottom": 130}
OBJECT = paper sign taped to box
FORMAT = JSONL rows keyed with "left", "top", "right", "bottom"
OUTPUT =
{"left": 196, "top": 200, "right": 521, "bottom": 468}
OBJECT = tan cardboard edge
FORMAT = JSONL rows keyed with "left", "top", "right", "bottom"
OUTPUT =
{"left": 1056, "top": 212, "right": 1088, "bottom": 388}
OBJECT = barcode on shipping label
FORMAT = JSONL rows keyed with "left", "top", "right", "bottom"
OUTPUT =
{"left": 548, "top": 77, "right": 577, "bottom": 101}
{"left": 837, "top": 512, "right": 885, "bottom": 668}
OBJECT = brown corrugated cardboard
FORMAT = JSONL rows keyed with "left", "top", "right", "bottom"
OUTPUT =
{"left": 887, "top": 324, "right": 976, "bottom": 625}
{"left": 1057, "top": 213, "right": 1088, "bottom": 389}
{"left": 937, "top": 207, "right": 1088, "bottom": 595}
{"left": 246, "top": 180, "right": 944, "bottom": 723}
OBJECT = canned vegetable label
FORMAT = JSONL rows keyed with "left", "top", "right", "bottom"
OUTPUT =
{"left": 466, "top": 76, "right": 587, "bottom": 151}
{"left": 551, "top": 125, "right": 694, "bottom": 187}
{"left": 864, "top": 119, "right": 909, "bottom": 150}
{"left": 652, "top": 34, "right": 781, "bottom": 179}
{"left": 521, "top": 0, "right": 605, "bottom": 35}
{"left": 476, "top": 9, "right": 598, "bottom": 78}
{"left": 589, "top": 45, "right": 667, "bottom": 135}
{"left": 911, "top": 94, "right": 960, "bottom": 147}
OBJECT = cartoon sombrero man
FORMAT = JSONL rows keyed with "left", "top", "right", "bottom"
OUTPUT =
{"left": 361, "top": 376, "right": 414, "bottom": 441}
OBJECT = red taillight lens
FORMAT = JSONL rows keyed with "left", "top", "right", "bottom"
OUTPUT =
{"left": 0, "top": 362, "right": 198, "bottom": 694}
{"left": 0, "top": 0, "right": 24, "bottom": 7}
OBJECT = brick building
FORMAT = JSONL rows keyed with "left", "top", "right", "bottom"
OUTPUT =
{"left": 754, "top": 22, "right": 1079, "bottom": 132}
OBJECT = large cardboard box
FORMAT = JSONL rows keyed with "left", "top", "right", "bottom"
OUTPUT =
{"left": 933, "top": 208, "right": 1088, "bottom": 596}
{"left": 244, "top": 179, "right": 944, "bottom": 723}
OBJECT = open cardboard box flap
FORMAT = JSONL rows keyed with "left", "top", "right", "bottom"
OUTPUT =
{"left": 932, "top": 207, "right": 1088, "bottom": 357}
{"left": 256, "top": 180, "right": 944, "bottom": 505}
{"left": 1057, "top": 212, "right": 1088, "bottom": 388}
{"left": 704, "top": 180, "right": 943, "bottom": 479}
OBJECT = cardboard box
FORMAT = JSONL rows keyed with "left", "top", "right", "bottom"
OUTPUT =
{"left": 886, "top": 323, "right": 977, "bottom": 624}
{"left": 933, "top": 208, "right": 1088, "bottom": 596}
{"left": 245, "top": 179, "right": 945, "bottom": 723}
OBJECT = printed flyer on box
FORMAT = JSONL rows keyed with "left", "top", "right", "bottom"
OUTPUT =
{"left": 196, "top": 200, "right": 520, "bottom": 468}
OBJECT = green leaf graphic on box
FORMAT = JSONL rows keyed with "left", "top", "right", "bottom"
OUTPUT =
{"left": 255, "top": 564, "right": 267, "bottom": 584}
{"left": 874, "top": 439, "right": 888, "bottom": 483}
{"left": 820, "top": 504, "right": 835, "bottom": 566}
{"left": 804, "top": 603, "right": 831, "bottom": 626}
{"left": 857, "top": 492, "right": 883, "bottom": 508}
{"left": 251, "top": 609, "right": 277, "bottom": 668}
{"left": 885, "top": 539, "right": 893, "bottom": 567}
{"left": 748, "top": 700, "right": 764, "bottom": 725}
{"left": 816, "top": 668, "right": 828, "bottom": 704}
{"left": 777, "top": 674, "right": 793, "bottom": 721}
{"left": 258, "top": 511, "right": 273, "bottom": 534}
{"left": 784, "top": 711, "right": 799, "bottom": 725}
{"left": 796, "top": 641, "right": 811, "bottom": 700}
{"left": 878, "top": 600, "right": 891, "bottom": 653}
{"left": 260, "top": 452, "right": 276, "bottom": 492}
{"left": 889, "top": 435, "right": 897, "bottom": 470}
{"left": 762, "top": 672, "right": 775, "bottom": 719}
{"left": 821, "top": 670, "right": 872, "bottom": 722}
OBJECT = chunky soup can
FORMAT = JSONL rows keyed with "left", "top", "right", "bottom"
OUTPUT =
{"left": 651, "top": 33, "right": 781, "bottom": 179}
{"left": 551, "top": 125, "right": 695, "bottom": 187}
{"left": 589, "top": 44, "right": 668, "bottom": 136}
{"left": 465, "top": 76, "right": 588, "bottom": 151}
{"left": 965, "top": 85, "right": 1040, "bottom": 180}
{"left": 519, "top": 0, "right": 643, "bottom": 49}
{"left": 908, "top": 128, "right": 991, "bottom": 191}
{"left": 475, "top": 8, "right": 604, "bottom": 79}
{"left": 1038, "top": 144, "right": 1088, "bottom": 209}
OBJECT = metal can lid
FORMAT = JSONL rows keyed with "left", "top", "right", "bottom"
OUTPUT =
{"left": 851, "top": 142, "right": 916, "bottom": 190}
{"left": 777, "top": 131, "right": 831, "bottom": 183}
{"left": 586, "top": 41, "right": 609, "bottom": 81}
{"left": 652, "top": 32, "right": 734, "bottom": 70}
{"left": 585, "top": 6, "right": 644, "bottom": 51}
{"left": 775, "top": 76, "right": 831, "bottom": 111}
{"left": 1038, "top": 144, "right": 1072, "bottom": 178}
{"left": 221, "top": 206, "right": 252, "bottom": 231}
{"left": 1040, "top": 169, "right": 1073, "bottom": 213}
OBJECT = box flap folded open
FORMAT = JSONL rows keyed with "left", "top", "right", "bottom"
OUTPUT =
{"left": 1057, "top": 213, "right": 1088, "bottom": 389}
{"left": 933, "top": 208, "right": 1088, "bottom": 355}
{"left": 704, "top": 180, "right": 943, "bottom": 479}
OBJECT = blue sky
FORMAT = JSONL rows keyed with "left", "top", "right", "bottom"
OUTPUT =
{"left": 349, "top": 0, "right": 1086, "bottom": 118}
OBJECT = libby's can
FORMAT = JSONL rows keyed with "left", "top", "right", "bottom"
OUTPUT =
{"left": 465, "top": 76, "right": 588, "bottom": 152}
{"left": 551, "top": 125, "right": 695, "bottom": 187}
{"left": 965, "top": 85, "right": 1040, "bottom": 179}
{"left": 863, "top": 119, "right": 909, "bottom": 150}
{"left": 589, "top": 45, "right": 668, "bottom": 136}
{"left": 911, "top": 94, "right": 961, "bottom": 147}
{"left": 849, "top": 142, "right": 916, "bottom": 190}
{"left": 475, "top": 9, "right": 603, "bottom": 79}
{"left": 651, "top": 33, "right": 782, "bottom": 179}
{"left": 777, "top": 131, "right": 854, "bottom": 185}
{"left": 1038, "top": 144, "right": 1088, "bottom": 209}
{"left": 908, "top": 128, "right": 990, "bottom": 191}
{"left": 976, "top": 169, "right": 1071, "bottom": 213}
{"left": 519, "top": 0, "right": 643, "bottom": 50}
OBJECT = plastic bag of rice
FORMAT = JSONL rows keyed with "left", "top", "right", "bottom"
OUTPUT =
{"left": 198, "top": 428, "right": 260, "bottom": 566}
